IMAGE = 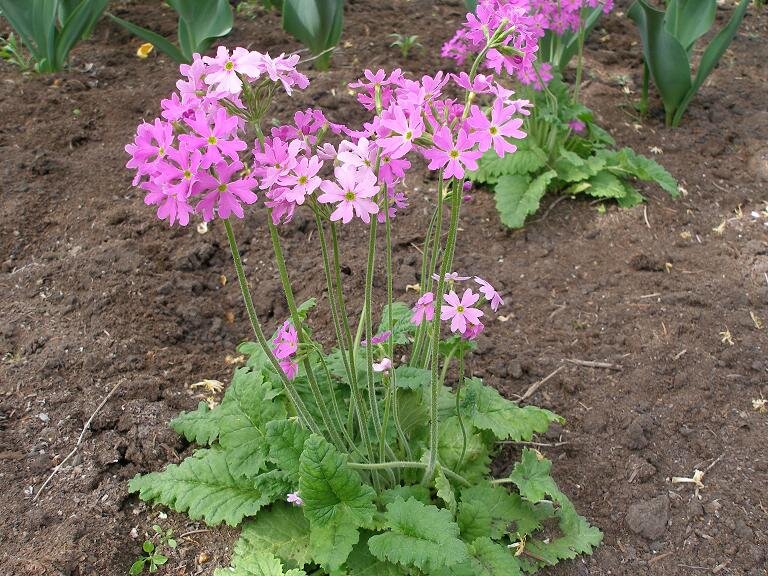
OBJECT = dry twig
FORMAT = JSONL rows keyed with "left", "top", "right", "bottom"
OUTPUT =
{"left": 565, "top": 358, "right": 623, "bottom": 371}
{"left": 516, "top": 366, "right": 564, "bottom": 403}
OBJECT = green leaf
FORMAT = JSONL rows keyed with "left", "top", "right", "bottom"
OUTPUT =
{"left": 106, "top": 13, "right": 187, "bottom": 63}
{"left": 665, "top": 0, "right": 716, "bottom": 52}
{"left": 346, "top": 532, "right": 406, "bottom": 576}
{"left": 377, "top": 301, "right": 417, "bottom": 345}
{"left": 674, "top": 0, "right": 750, "bottom": 126}
{"left": 470, "top": 146, "right": 548, "bottom": 183}
{"left": 438, "top": 417, "right": 490, "bottom": 482}
{"left": 171, "top": 401, "right": 223, "bottom": 446}
{"left": 553, "top": 149, "right": 606, "bottom": 183}
{"left": 453, "top": 377, "right": 562, "bottom": 442}
{"left": 393, "top": 366, "right": 431, "bottom": 390}
{"left": 434, "top": 463, "right": 457, "bottom": 514}
{"left": 509, "top": 448, "right": 563, "bottom": 503}
{"left": 282, "top": 0, "right": 343, "bottom": 69}
{"left": 215, "top": 542, "right": 308, "bottom": 576}
{"left": 168, "top": 0, "right": 233, "bottom": 60}
{"left": 55, "top": 0, "right": 109, "bottom": 69}
{"left": 378, "top": 485, "right": 432, "bottom": 507}
{"left": 239, "top": 504, "right": 312, "bottom": 568}
{"left": 628, "top": 0, "right": 692, "bottom": 123}
{"left": 494, "top": 170, "right": 556, "bottom": 229}
{"left": 464, "top": 537, "right": 522, "bottom": 576}
{"left": 265, "top": 418, "right": 311, "bottom": 477}
{"left": 298, "top": 434, "right": 376, "bottom": 527}
{"left": 457, "top": 483, "right": 542, "bottom": 541}
{"left": 368, "top": 498, "right": 469, "bottom": 571}
{"left": 129, "top": 448, "right": 283, "bottom": 526}
{"left": 610, "top": 148, "right": 678, "bottom": 195}
{"left": 583, "top": 171, "right": 630, "bottom": 200}
{"left": 523, "top": 499, "right": 602, "bottom": 567}
{"left": 310, "top": 515, "right": 361, "bottom": 571}
{"left": 219, "top": 367, "right": 286, "bottom": 478}
{"left": 130, "top": 559, "right": 146, "bottom": 575}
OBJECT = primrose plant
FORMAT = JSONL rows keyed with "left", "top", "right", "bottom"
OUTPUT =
{"left": 444, "top": 0, "right": 678, "bottom": 228}
{"left": 125, "top": 8, "right": 602, "bottom": 575}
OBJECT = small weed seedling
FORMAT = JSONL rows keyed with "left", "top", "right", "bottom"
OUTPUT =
{"left": 389, "top": 33, "right": 422, "bottom": 59}
{"left": 129, "top": 525, "right": 176, "bottom": 575}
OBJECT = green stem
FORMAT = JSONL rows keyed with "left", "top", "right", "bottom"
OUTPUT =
{"left": 573, "top": 21, "right": 586, "bottom": 104}
{"left": 223, "top": 220, "right": 318, "bottom": 434}
{"left": 267, "top": 218, "right": 345, "bottom": 449}
{"left": 363, "top": 218, "right": 385, "bottom": 446}
{"left": 330, "top": 223, "right": 361, "bottom": 398}
{"left": 348, "top": 461, "right": 471, "bottom": 487}
{"left": 455, "top": 349, "right": 468, "bottom": 470}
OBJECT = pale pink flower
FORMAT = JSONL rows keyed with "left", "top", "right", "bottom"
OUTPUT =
{"left": 180, "top": 108, "right": 246, "bottom": 168}
{"left": 287, "top": 492, "right": 303, "bottom": 506}
{"left": 411, "top": 292, "right": 435, "bottom": 326}
{"left": 432, "top": 272, "right": 470, "bottom": 283}
{"left": 423, "top": 126, "right": 481, "bottom": 180}
{"left": 373, "top": 357, "right": 393, "bottom": 374}
{"left": 378, "top": 106, "right": 424, "bottom": 159}
{"left": 317, "top": 166, "right": 379, "bottom": 224}
{"left": 203, "top": 47, "right": 264, "bottom": 94}
{"left": 474, "top": 276, "right": 504, "bottom": 311}
{"left": 441, "top": 289, "right": 484, "bottom": 334}
{"left": 279, "top": 156, "right": 323, "bottom": 205}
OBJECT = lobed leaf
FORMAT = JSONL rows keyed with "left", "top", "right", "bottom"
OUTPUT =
{"left": 170, "top": 401, "right": 223, "bottom": 446}
{"left": 493, "top": 170, "right": 556, "bottom": 229}
{"left": 266, "top": 418, "right": 311, "bottom": 477}
{"left": 470, "top": 146, "right": 548, "bottom": 184}
{"left": 309, "top": 514, "right": 361, "bottom": 571}
{"left": 393, "top": 366, "right": 431, "bottom": 390}
{"left": 239, "top": 504, "right": 312, "bottom": 568}
{"left": 216, "top": 538, "right": 307, "bottom": 576}
{"left": 509, "top": 448, "right": 563, "bottom": 503}
{"left": 457, "top": 483, "right": 543, "bottom": 541}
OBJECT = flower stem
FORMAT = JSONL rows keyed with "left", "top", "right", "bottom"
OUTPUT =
{"left": 573, "top": 21, "right": 586, "bottom": 104}
{"left": 348, "top": 460, "right": 471, "bottom": 487}
{"left": 223, "top": 219, "right": 318, "bottom": 434}
{"left": 455, "top": 348, "right": 468, "bottom": 470}
{"left": 363, "top": 218, "right": 385, "bottom": 444}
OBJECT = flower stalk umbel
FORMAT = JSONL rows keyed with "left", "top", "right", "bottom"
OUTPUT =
{"left": 126, "top": 7, "right": 602, "bottom": 574}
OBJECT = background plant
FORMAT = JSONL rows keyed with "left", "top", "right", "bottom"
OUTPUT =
{"left": 0, "top": 0, "right": 109, "bottom": 72}
{"left": 629, "top": 0, "right": 751, "bottom": 126}
{"left": 123, "top": 7, "right": 602, "bottom": 573}
{"left": 389, "top": 33, "right": 421, "bottom": 59}
{"left": 444, "top": 0, "right": 677, "bottom": 228}
{"left": 108, "top": 0, "right": 233, "bottom": 64}
{"left": 281, "top": 0, "right": 343, "bottom": 70}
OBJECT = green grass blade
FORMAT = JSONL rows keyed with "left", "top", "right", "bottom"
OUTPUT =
{"left": 56, "top": 0, "right": 109, "bottom": 69}
{"left": 107, "top": 12, "right": 188, "bottom": 63}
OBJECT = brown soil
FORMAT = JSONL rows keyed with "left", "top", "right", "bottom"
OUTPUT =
{"left": 1, "top": 1, "right": 766, "bottom": 575}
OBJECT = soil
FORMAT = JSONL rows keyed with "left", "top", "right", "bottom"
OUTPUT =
{"left": 1, "top": 1, "right": 766, "bottom": 575}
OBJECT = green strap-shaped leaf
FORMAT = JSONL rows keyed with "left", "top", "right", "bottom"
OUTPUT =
{"left": 282, "top": 0, "right": 343, "bottom": 69}
{"left": 171, "top": 401, "right": 223, "bottom": 446}
{"left": 55, "top": 0, "right": 109, "bottom": 68}
{"left": 665, "top": 0, "right": 716, "bottom": 52}
{"left": 298, "top": 434, "right": 376, "bottom": 527}
{"left": 673, "top": 0, "right": 750, "bottom": 126}
{"left": 168, "top": 0, "right": 233, "bottom": 60}
{"left": 129, "top": 448, "right": 284, "bottom": 527}
{"left": 367, "top": 498, "right": 469, "bottom": 572}
{"left": 219, "top": 367, "right": 286, "bottom": 478}
{"left": 0, "top": 0, "right": 52, "bottom": 63}
{"left": 493, "top": 170, "right": 556, "bottom": 229}
{"left": 239, "top": 504, "right": 312, "bottom": 568}
{"left": 107, "top": 13, "right": 187, "bottom": 63}
{"left": 628, "top": 0, "right": 692, "bottom": 124}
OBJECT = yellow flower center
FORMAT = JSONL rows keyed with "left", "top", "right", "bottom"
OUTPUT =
{"left": 344, "top": 190, "right": 356, "bottom": 201}
{"left": 183, "top": 169, "right": 192, "bottom": 179}
{"left": 225, "top": 61, "right": 234, "bottom": 70}
{"left": 449, "top": 149, "right": 460, "bottom": 159}
{"left": 208, "top": 136, "right": 217, "bottom": 145}
{"left": 457, "top": 305, "right": 465, "bottom": 313}
{"left": 217, "top": 183, "right": 227, "bottom": 193}
{"left": 405, "top": 130, "right": 413, "bottom": 140}
{"left": 489, "top": 126, "right": 498, "bottom": 135}
{"left": 298, "top": 175, "right": 308, "bottom": 185}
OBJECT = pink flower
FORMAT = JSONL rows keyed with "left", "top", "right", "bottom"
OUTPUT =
{"left": 253, "top": 138, "right": 302, "bottom": 190}
{"left": 441, "top": 289, "right": 484, "bottom": 334}
{"left": 279, "top": 155, "right": 323, "bottom": 205}
{"left": 361, "top": 331, "right": 391, "bottom": 347}
{"left": 423, "top": 126, "right": 481, "bottom": 180}
{"left": 461, "top": 321, "right": 484, "bottom": 341}
{"left": 287, "top": 492, "right": 303, "bottom": 506}
{"left": 568, "top": 119, "right": 587, "bottom": 135}
{"left": 373, "top": 357, "right": 393, "bottom": 374}
{"left": 280, "top": 358, "right": 299, "bottom": 380}
{"left": 411, "top": 292, "right": 435, "bottom": 326}
{"left": 452, "top": 72, "right": 494, "bottom": 94}
{"left": 203, "top": 47, "right": 264, "bottom": 94}
{"left": 273, "top": 321, "right": 298, "bottom": 359}
{"left": 336, "top": 138, "right": 374, "bottom": 170}
{"left": 474, "top": 276, "right": 503, "bottom": 311}
{"left": 317, "top": 166, "right": 380, "bottom": 224}
{"left": 161, "top": 147, "right": 204, "bottom": 197}
{"left": 125, "top": 119, "right": 174, "bottom": 185}
{"left": 432, "top": 272, "right": 470, "bottom": 283}
{"left": 195, "top": 161, "right": 258, "bottom": 221}
{"left": 180, "top": 108, "right": 246, "bottom": 168}
{"left": 142, "top": 180, "right": 194, "bottom": 227}
{"left": 467, "top": 99, "right": 526, "bottom": 157}
{"left": 259, "top": 52, "right": 309, "bottom": 95}
{"left": 378, "top": 106, "right": 424, "bottom": 159}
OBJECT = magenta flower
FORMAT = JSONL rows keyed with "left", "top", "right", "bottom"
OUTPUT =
{"left": 280, "top": 358, "right": 299, "bottom": 380}
{"left": 467, "top": 99, "right": 526, "bottom": 157}
{"left": 160, "top": 147, "right": 204, "bottom": 197}
{"left": 142, "top": 180, "right": 194, "bottom": 227}
{"left": 461, "top": 321, "right": 484, "bottom": 341}
{"left": 202, "top": 46, "right": 264, "bottom": 94}
{"left": 287, "top": 492, "right": 303, "bottom": 506}
{"left": 361, "top": 330, "right": 391, "bottom": 347}
{"left": 195, "top": 161, "right": 258, "bottom": 221}
{"left": 372, "top": 357, "right": 393, "bottom": 374}
{"left": 279, "top": 155, "right": 323, "bottom": 205}
{"left": 568, "top": 119, "right": 587, "bottom": 135}
{"left": 474, "top": 276, "right": 504, "bottom": 311}
{"left": 317, "top": 166, "right": 380, "bottom": 224}
{"left": 423, "top": 126, "right": 481, "bottom": 180}
{"left": 181, "top": 108, "right": 246, "bottom": 168}
{"left": 253, "top": 138, "right": 302, "bottom": 190}
{"left": 273, "top": 321, "right": 298, "bottom": 359}
{"left": 125, "top": 119, "right": 174, "bottom": 185}
{"left": 379, "top": 106, "right": 424, "bottom": 159}
{"left": 441, "top": 289, "right": 484, "bottom": 334}
{"left": 259, "top": 52, "right": 309, "bottom": 95}
{"left": 411, "top": 292, "right": 435, "bottom": 326}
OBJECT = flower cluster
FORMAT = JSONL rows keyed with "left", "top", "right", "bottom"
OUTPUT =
{"left": 272, "top": 320, "right": 299, "bottom": 379}
{"left": 411, "top": 274, "right": 504, "bottom": 340}
{"left": 442, "top": 0, "right": 613, "bottom": 88}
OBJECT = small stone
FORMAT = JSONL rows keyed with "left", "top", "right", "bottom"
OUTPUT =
{"left": 509, "top": 361, "right": 523, "bottom": 379}
{"left": 686, "top": 500, "right": 705, "bottom": 518}
{"left": 624, "top": 419, "right": 649, "bottom": 450}
{"left": 626, "top": 495, "right": 670, "bottom": 540}
{"left": 734, "top": 519, "right": 754, "bottom": 541}
{"left": 38, "top": 413, "right": 49, "bottom": 423}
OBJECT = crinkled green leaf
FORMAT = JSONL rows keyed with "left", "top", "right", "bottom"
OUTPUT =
{"left": 470, "top": 146, "right": 548, "bottom": 183}
{"left": 219, "top": 367, "right": 286, "bottom": 478}
{"left": 309, "top": 514, "right": 361, "bottom": 571}
{"left": 434, "top": 463, "right": 457, "bottom": 514}
{"left": 379, "top": 485, "right": 432, "bottom": 507}
{"left": 128, "top": 448, "right": 283, "bottom": 527}
{"left": 170, "top": 401, "right": 223, "bottom": 446}
{"left": 453, "top": 377, "right": 563, "bottom": 442}
{"left": 494, "top": 170, "right": 557, "bottom": 229}
{"left": 266, "top": 418, "right": 311, "bottom": 477}
{"left": 583, "top": 171, "right": 630, "bottom": 200}
{"left": 523, "top": 500, "right": 602, "bottom": 568}
{"left": 553, "top": 149, "right": 606, "bottom": 183}
{"left": 298, "top": 434, "right": 376, "bottom": 527}
{"left": 438, "top": 417, "right": 490, "bottom": 482}
{"left": 438, "top": 537, "right": 522, "bottom": 576}
{"left": 609, "top": 148, "right": 678, "bottom": 195}
{"left": 509, "top": 448, "right": 563, "bottom": 503}
{"left": 457, "top": 484, "right": 543, "bottom": 541}
{"left": 345, "top": 532, "right": 406, "bottom": 576}
{"left": 214, "top": 543, "right": 307, "bottom": 576}
{"left": 393, "top": 366, "right": 431, "bottom": 390}
{"left": 368, "top": 498, "right": 469, "bottom": 571}
{"left": 239, "top": 504, "right": 312, "bottom": 568}
{"left": 378, "top": 302, "right": 417, "bottom": 345}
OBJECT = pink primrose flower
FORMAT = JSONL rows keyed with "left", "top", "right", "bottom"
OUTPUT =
{"left": 474, "top": 276, "right": 504, "bottom": 311}
{"left": 441, "top": 289, "right": 484, "bottom": 334}
{"left": 195, "top": 161, "right": 258, "bottom": 221}
{"left": 317, "top": 166, "right": 380, "bottom": 224}
{"left": 467, "top": 99, "right": 526, "bottom": 157}
{"left": 411, "top": 292, "right": 435, "bottom": 326}
{"left": 423, "top": 126, "right": 481, "bottom": 180}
